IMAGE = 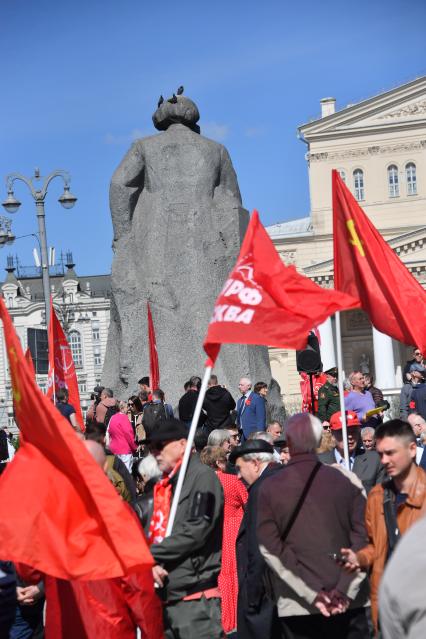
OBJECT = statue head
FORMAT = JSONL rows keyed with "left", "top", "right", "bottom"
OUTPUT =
{"left": 153, "top": 90, "right": 200, "bottom": 133}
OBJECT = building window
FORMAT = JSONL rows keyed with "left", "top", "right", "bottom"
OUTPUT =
{"left": 92, "top": 321, "right": 100, "bottom": 341}
{"left": 338, "top": 169, "right": 346, "bottom": 183}
{"left": 94, "top": 346, "right": 101, "bottom": 367}
{"left": 388, "top": 164, "right": 399, "bottom": 197}
{"left": 27, "top": 328, "right": 49, "bottom": 374}
{"left": 353, "top": 169, "right": 365, "bottom": 201}
{"left": 69, "top": 330, "right": 83, "bottom": 368}
{"left": 406, "top": 162, "right": 417, "bottom": 195}
{"left": 78, "top": 381, "right": 87, "bottom": 394}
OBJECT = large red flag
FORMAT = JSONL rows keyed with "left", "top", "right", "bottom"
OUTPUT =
{"left": 147, "top": 302, "right": 159, "bottom": 391}
{"left": 204, "top": 210, "right": 359, "bottom": 364}
{"left": 47, "top": 298, "right": 84, "bottom": 431}
{"left": 333, "top": 170, "right": 426, "bottom": 353}
{"left": 0, "top": 297, "right": 154, "bottom": 579}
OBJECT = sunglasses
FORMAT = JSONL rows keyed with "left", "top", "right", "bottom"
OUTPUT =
{"left": 414, "top": 352, "right": 422, "bottom": 356}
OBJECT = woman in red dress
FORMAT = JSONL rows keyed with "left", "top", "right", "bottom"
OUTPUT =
{"left": 200, "top": 445, "right": 248, "bottom": 635}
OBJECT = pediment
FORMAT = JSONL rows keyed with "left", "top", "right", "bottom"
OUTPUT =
{"left": 299, "top": 76, "right": 426, "bottom": 139}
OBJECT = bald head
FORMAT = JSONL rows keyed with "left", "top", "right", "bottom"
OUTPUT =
{"left": 84, "top": 440, "right": 107, "bottom": 468}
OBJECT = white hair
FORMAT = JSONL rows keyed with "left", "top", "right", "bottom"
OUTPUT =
{"left": 241, "top": 452, "right": 273, "bottom": 463}
{"left": 361, "top": 427, "right": 375, "bottom": 438}
{"left": 285, "top": 413, "right": 322, "bottom": 453}
{"left": 207, "top": 429, "right": 231, "bottom": 447}
{"left": 239, "top": 377, "right": 252, "bottom": 387}
{"left": 252, "top": 431, "right": 274, "bottom": 445}
{"left": 138, "top": 454, "right": 162, "bottom": 481}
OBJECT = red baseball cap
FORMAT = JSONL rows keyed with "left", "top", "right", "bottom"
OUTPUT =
{"left": 330, "top": 411, "right": 360, "bottom": 430}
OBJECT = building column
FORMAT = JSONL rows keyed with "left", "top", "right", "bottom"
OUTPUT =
{"left": 317, "top": 317, "right": 336, "bottom": 372}
{"left": 372, "top": 327, "right": 396, "bottom": 390}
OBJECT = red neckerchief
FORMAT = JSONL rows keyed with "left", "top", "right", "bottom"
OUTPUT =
{"left": 148, "top": 459, "right": 182, "bottom": 545}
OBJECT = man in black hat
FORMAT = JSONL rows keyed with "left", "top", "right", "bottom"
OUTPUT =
{"left": 233, "top": 439, "right": 282, "bottom": 639}
{"left": 317, "top": 367, "right": 341, "bottom": 426}
{"left": 146, "top": 419, "right": 224, "bottom": 639}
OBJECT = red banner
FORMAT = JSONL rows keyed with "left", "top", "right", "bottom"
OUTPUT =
{"left": 147, "top": 302, "right": 160, "bottom": 391}
{"left": 333, "top": 170, "right": 426, "bottom": 353}
{"left": 47, "top": 298, "right": 84, "bottom": 431}
{"left": 0, "top": 296, "right": 154, "bottom": 580}
{"left": 204, "top": 210, "right": 358, "bottom": 364}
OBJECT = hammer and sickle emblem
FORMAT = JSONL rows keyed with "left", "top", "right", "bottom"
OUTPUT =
{"left": 346, "top": 219, "right": 365, "bottom": 257}
{"left": 9, "top": 346, "right": 22, "bottom": 404}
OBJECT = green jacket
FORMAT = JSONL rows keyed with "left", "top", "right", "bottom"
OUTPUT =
{"left": 317, "top": 381, "right": 341, "bottom": 422}
{"left": 150, "top": 453, "right": 224, "bottom": 602}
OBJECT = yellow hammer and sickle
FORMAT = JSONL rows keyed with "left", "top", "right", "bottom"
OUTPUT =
{"left": 9, "top": 346, "right": 22, "bottom": 404}
{"left": 346, "top": 219, "right": 365, "bottom": 257}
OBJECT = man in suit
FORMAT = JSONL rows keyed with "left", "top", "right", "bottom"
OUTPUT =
{"left": 318, "top": 410, "right": 385, "bottom": 493}
{"left": 236, "top": 378, "right": 266, "bottom": 440}
{"left": 233, "top": 439, "right": 282, "bottom": 639}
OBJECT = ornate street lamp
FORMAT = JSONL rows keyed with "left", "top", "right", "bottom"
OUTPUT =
{"left": 2, "top": 169, "right": 77, "bottom": 325}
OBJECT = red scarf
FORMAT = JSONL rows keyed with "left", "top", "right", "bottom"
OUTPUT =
{"left": 148, "top": 460, "right": 182, "bottom": 545}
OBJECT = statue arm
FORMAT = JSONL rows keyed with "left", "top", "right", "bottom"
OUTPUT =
{"left": 215, "top": 145, "right": 242, "bottom": 204}
{"left": 110, "top": 141, "right": 145, "bottom": 242}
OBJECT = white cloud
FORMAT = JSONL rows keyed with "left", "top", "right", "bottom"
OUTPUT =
{"left": 103, "top": 128, "right": 152, "bottom": 145}
{"left": 201, "top": 121, "right": 229, "bottom": 141}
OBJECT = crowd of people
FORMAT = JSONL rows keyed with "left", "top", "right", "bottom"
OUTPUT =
{"left": 1, "top": 348, "right": 426, "bottom": 638}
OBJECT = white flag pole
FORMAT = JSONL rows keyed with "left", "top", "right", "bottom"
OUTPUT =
{"left": 335, "top": 311, "right": 350, "bottom": 468}
{"left": 165, "top": 363, "right": 212, "bottom": 537}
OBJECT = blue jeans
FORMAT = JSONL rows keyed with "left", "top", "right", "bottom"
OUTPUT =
{"left": 9, "top": 603, "right": 44, "bottom": 639}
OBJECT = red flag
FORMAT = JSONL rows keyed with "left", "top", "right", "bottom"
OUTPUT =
{"left": 204, "top": 210, "right": 359, "bottom": 364}
{"left": 333, "top": 170, "right": 426, "bottom": 353}
{"left": 24, "top": 347, "right": 35, "bottom": 379}
{"left": 0, "top": 297, "right": 153, "bottom": 580}
{"left": 147, "top": 302, "right": 159, "bottom": 391}
{"left": 46, "top": 298, "right": 84, "bottom": 431}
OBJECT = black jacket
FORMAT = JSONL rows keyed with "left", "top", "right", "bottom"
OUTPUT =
{"left": 134, "top": 478, "right": 156, "bottom": 535}
{"left": 178, "top": 390, "right": 206, "bottom": 427}
{"left": 203, "top": 385, "right": 236, "bottom": 433}
{"left": 150, "top": 453, "right": 224, "bottom": 602}
{"left": 413, "top": 382, "right": 426, "bottom": 421}
{"left": 236, "top": 463, "right": 283, "bottom": 639}
{"left": 318, "top": 448, "right": 386, "bottom": 494}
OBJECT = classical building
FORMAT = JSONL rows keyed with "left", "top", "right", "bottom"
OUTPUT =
{"left": 0, "top": 253, "right": 111, "bottom": 429}
{"left": 267, "top": 75, "right": 426, "bottom": 410}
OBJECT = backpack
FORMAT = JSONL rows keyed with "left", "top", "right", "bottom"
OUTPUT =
{"left": 104, "top": 404, "right": 119, "bottom": 428}
{"left": 142, "top": 402, "right": 167, "bottom": 435}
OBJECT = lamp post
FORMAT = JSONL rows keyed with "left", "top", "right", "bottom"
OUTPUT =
{"left": 2, "top": 169, "right": 77, "bottom": 326}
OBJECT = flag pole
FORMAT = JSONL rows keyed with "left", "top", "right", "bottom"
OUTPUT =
{"left": 335, "top": 311, "right": 350, "bottom": 468}
{"left": 165, "top": 363, "right": 212, "bottom": 537}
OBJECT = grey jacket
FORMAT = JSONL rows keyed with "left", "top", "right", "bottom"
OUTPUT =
{"left": 150, "top": 453, "right": 224, "bottom": 602}
{"left": 318, "top": 449, "right": 385, "bottom": 494}
{"left": 400, "top": 382, "right": 415, "bottom": 420}
{"left": 257, "top": 453, "right": 369, "bottom": 618}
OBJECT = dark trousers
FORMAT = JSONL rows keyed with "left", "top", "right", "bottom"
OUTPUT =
{"left": 279, "top": 608, "right": 369, "bottom": 639}
{"left": 163, "top": 597, "right": 223, "bottom": 639}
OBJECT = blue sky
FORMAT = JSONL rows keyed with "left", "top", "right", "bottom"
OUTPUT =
{"left": 1, "top": 0, "right": 425, "bottom": 275}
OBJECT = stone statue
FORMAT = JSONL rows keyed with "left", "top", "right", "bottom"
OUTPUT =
{"left": 359, "top": 353, "right": 370, "bottom": 375}
{"left": 103, "top": 89, "right": 283, "bottom": 413}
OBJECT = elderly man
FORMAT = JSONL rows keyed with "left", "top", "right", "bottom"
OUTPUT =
{"left": 266, "top": 421, "right": 283, "bottom": 442}
{"left": 318, "top": 411, "right": 385, "bottom": 493}
{"left": 236, "top": 377, "right": 266, "bottom": 440}
{"left": 344, "top": 372, "right": 376, "bottom": 423}
{"left": 361, "top": 426, "right": 375, "bottom": 451}
{"left": 257, "top": 413, "right": 369, "bottom": 639}
{"left": 233, "top": 439, "right": 282, "bottom": 639}
{"left": 407, "top": 413, "right": 426, "bottom": 469}
{"left": 147, "top": 419, "right": 224, "bottom": 639}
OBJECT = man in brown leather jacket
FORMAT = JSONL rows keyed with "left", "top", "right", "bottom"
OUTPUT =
{"left": 341, "top": 419, "right": 426, "bottom": 632}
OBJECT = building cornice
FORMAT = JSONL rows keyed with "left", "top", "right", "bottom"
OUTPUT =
{"left": 307, "top": 139, "right": 426, "bottom": 162}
